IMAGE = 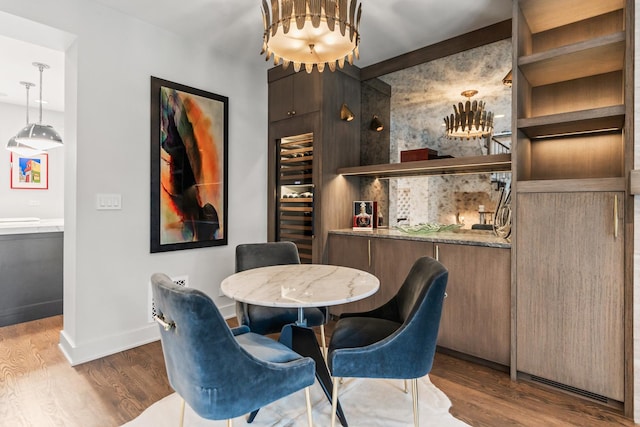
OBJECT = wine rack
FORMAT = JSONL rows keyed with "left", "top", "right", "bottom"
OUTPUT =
{"left": 277, "top": 133, "right": 314, "bottom": 263}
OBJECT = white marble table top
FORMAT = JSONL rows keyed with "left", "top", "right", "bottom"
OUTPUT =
{"left": 221, "top": 264, "right": 380, "bottom": 308}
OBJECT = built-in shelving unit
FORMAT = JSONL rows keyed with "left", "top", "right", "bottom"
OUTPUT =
{"left": 512, "top": 0, "right": 632, "bottom": 411}
{"left": 514, "top": 1, "right": 628, "bottom": 187}
{"left": 337, "top": 154, "right": 511, "bottom": 179}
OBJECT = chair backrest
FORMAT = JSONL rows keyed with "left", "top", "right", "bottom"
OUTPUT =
{"left": 236, "top": 241, "right": 300, "bottom": 272}
{"left": 391, "top": 256, "right": 448, "bottom": 377}
{"left": 395, "top": 256, "right": 448, "bottom": 323}
{"left": 150, "top": 273, "right": 276, "bottom": 420}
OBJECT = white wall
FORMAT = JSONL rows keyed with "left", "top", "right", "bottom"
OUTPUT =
{"left": 0, "top": 102, "right": 64, "bottom": 219}
{"left": 0, "top": 0, "right": 269, "bottom": 364}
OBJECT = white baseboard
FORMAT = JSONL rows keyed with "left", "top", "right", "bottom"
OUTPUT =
{"left": 58, "top": 302, "right": 237, "bottom": 366}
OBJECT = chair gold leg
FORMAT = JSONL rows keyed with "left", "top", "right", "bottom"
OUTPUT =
{"left": 227, "top": 419, "right": 232, "bottom": 427}
{"left": 305, "top": 386, "right": 314, "bottom": 427}
{"left": 411, "top": 378, "right": 419, "bottom": 427}
{"left": 320, "top": 324, "right": 327, "bottom": 359}
{"left": 179, "top": 397, "right": 185, "bottom": 427}
{"left": 404, "top": 379, "right": 408, "bottom": 393}
{"left": 331, "top": 379, "right": 339, "bottom": 427}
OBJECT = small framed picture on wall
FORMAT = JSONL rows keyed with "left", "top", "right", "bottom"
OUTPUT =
{"left": 10, "top": 153, "right": 49, "bottom": 190}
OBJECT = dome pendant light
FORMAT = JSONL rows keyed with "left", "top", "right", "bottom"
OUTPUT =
{"left": 6, "top": 81, "right": 46, "bottom": 157}
{"left": 14, "top": 62, "right": 63, "bottom": 151}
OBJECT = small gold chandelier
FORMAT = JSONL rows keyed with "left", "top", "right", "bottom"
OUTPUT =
{"left": 261, "top": 0, "right": 362, "bottom": 73}
{"left": 444, "top": 90, "right": 494, "bottom": 140}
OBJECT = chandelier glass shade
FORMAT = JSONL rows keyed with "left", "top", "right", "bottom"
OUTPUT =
{"left": 443, "top": 90, "right": 494, "bottom": 140}
{"left": 261, "top": 0, "right": 362, "bottom": 73}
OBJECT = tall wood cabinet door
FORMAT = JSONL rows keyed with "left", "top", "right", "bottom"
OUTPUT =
{"left": 516, "top": 192, "right": 624, "bottom": 401}
{"left": 268, "top": 72, "right": 321, "bottom": 122}
{"left": 372, "top": 238, "right": 434, "bottom": 310}
{"left": 436, "top": 244, "right": 511, "bottom": 365}
{"left": 328, "top": 234, "right": 374, "bottom": 315}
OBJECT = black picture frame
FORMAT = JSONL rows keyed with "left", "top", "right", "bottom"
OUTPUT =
{"left": 150, "top": 76, "right": 228, "bottom": 253}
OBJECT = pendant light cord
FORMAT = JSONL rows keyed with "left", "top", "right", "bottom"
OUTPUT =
{"left": 19, "top": 81, "right": 35, "bottom": 125}
{"left": 33, "top": 62, "right": 50, "bottom": 125}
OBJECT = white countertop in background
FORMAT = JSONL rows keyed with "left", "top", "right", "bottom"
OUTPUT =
{"left": 0, "top": 218, "right": 64, "bottom": 235}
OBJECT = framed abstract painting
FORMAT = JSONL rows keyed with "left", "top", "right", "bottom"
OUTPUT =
{"left": 10, "top": 153, "right": 48, "bottom": 190}
{"left": 150, "top": 77, "right": 228, "bottom": 253}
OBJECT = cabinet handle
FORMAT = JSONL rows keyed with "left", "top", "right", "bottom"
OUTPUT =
{"left": 435, "top": 245, "right": 439, "bottom": 261}
{"left": 614, "top": 194, "right": 619, "bottom": 239}
{"left": 368, "top": 239, "right": 371, "bottom": 267}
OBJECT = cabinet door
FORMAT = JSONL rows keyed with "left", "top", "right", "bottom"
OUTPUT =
{"left": 436, "top": 243, "right": 511, "bottom": 365}
{"left": 268, "top": 72, "right": 321, "bottom": 122}
{"left": 372, "top": 238, "right": 434, "bottom": 310}
{"left": 328, "top": 234, "right": 373, "bottom": 315}
{"left": 516, "top": 192, "right": 624, "bottom": 400}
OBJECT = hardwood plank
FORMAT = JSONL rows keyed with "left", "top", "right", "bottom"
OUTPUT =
{"left": 0, "top": 315, "right": 634, "bottom": 426}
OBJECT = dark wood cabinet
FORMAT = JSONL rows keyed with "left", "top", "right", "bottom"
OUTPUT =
{"left": 268, "top": 71, "right": 321, "bottom": 122}
{"left": 435, "top": 243, "right": 511, "bottom": 366}
{"left": 268, "top": 65, "right": 362, "bottom": 264}
{"left": 516, "top": 191, "right": 624, "bottom": 401}
{"left": 328, "top": 234, "right": 510, "bottom": 365}
{"left": 328, "top": 234, "right": 433, "bottom": 315}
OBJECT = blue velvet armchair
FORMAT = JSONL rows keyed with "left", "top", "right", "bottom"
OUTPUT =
{"left": 150, "top": 273, "right": 316, "bottom": 427}
{"left": 235, "top": 242, "right": 328, "bottom": 351}
{"left": 327, "top": 256, "right": 448, "bottom": 427}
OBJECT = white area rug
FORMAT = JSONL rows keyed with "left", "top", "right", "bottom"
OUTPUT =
{"left": 122, "top": 376, "right": 469, "bottom": 427}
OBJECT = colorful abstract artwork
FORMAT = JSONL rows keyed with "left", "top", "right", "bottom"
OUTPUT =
{"left": 10, "top": 153, "right": 48, "bottom": 190}
{"left": 150, "top": 77, "right": 228, "bottom": 253}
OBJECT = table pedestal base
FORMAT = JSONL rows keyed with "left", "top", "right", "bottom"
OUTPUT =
{"left": 279, "top": 324, "right": 348, "bottom": 427}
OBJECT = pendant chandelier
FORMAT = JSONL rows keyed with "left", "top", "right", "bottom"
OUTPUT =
{"left": 261, "top": 0, "right": 362, "bottom": 73}
{"left": 444, "top": 90, "right": 494, "bottom": 140}
{"left": 13, "top": 62, "right": 63, "bottom": 151}
{"left": 5, "top": 81, "right": 45, "bottom": 157}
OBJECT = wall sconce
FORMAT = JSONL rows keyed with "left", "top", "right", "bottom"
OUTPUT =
{"left": 502, "top": 69, "right": 512, "bottom": 87}
{"left": 340, "top": 104, "right": 355, "bottom": 121}
{"left": 370, "top": 115, "right": 384, "bottom": 132}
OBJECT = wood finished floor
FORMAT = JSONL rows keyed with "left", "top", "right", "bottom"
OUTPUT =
{"left": 0, "top": 315, "right": 634, "bottom": 426}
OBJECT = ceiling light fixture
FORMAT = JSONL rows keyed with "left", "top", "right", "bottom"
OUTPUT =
{"left": 14, "top": 62, "right": 63, "bottom": 151}
{"left": 261, "top": 0, "right": 362, "bottom": 73}
{"left": 6, "top": 81, "right": 45, "bottom": 157}
{"left": 340, "top": 103, "right": 355, "bottom": 121}
{"left": 443, "top": 90, "right": 494, "bottom": 140}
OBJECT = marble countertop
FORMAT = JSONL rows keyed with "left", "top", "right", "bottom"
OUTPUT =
{"left": 0, "top": 218, "right": 64, "bottom": 236}
{"left": 330, "top": 227, "right": 511, "bottom": 248}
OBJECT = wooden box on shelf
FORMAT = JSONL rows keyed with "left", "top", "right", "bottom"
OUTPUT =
{"left": 400, "top": 148, "right": 438, "bottom": 162}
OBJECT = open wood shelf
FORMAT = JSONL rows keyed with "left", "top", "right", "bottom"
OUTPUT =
{"left": 516, "top": 177, "right": 626, "bottom": 193}
{"left": 519, "top": 32, "right": 625, "bottom": 86}
{"left": 517, "top": 105, "right": 625, "bottom": 139}
{"left": 519, "top": 0, "right": 624, "bottom": 33}
{"left": 337, "top": 154, "right": 511, "bottom": 179}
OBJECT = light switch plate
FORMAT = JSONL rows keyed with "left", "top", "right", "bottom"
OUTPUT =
{"left": 96, "top": 193, "right": 122, "bottom": 210}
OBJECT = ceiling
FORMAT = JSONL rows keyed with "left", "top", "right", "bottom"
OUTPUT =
{"left": 0, "top": 0, "right": 512, "bottom": 113}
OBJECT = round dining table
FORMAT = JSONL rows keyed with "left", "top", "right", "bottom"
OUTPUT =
{"left": 220, "top": 263, "right": 380, "bottom": 324}
{"left": 221, "top": 263, "right": 380, "bottom": 427}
